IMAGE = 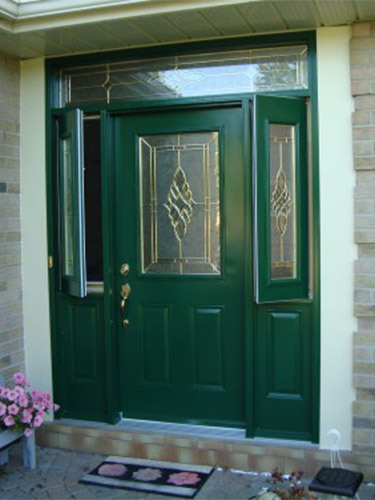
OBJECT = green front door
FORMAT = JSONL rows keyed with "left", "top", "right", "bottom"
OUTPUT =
{"left": 113, "top": 106, "right": 245, "bottom": 427}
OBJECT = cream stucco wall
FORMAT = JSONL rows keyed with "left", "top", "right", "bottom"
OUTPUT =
{"left": 20, "top": 58, "right": 53, "bottom": 402}
{"left": 20, "top": 28, "right": 356, "bottom": 447}
{"left": 317, "top": 26, "right": 356, "bottom": 449}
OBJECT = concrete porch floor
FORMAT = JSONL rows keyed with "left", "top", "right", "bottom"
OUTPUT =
{"left": 1, "top": 444, "right": 375, "bottom": 500}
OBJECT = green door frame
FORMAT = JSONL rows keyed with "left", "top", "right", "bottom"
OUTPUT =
{"left": 45, "top": 30, "right": 320, "bottom": 442}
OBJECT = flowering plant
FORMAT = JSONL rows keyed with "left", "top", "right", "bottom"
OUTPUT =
{"left": 0, "top": 372, "right": 59, "bottom": 437}
{"left": 255, "top": 468, "right": 315, "bottom": 499}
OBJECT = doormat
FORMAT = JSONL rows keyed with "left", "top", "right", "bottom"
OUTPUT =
{"left": 80, "top": 456, "right": 214, "bottom": 498}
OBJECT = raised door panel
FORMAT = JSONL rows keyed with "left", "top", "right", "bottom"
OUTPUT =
{"left": 255, "top": 304, "right": 312, "bottom": 440}
{"left": 138, "top": 305, "right": 171, "bottom": 387}
{"left": 190, "top": 306, "right": 225, "bottom": 390}
{"left": 57, "top": 295, "right": 106, "bottom": 421}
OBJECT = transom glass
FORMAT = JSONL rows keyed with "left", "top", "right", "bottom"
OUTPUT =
{"left": 60, "top": 45, "right": 308, "bottom": 105}
{"left": 140, "top": 132, "right": 220, "bottom": 275}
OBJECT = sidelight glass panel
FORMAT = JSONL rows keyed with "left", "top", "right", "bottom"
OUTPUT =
{"left": 59, "top": 108, "right": 87, "bottom": 298}
{"left": 140, "top": 132, "right": 220, "bottom": 275}
{"left": 269, "top": 124, "right": 296, "bottom": 280}
{"left": 62, "top": 137, "right": 74, "bottom": 277}
{"left": 60, "top": 45, "right": 308, "bottom": 106}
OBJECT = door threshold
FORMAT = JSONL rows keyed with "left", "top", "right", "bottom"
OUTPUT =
{"left": 117, "top": 418, "right": 246, "bottom": 440}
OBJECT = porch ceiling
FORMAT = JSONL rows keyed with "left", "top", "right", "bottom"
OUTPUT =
{"left": 0, "top": 0, "right": 374, "bottom": 59}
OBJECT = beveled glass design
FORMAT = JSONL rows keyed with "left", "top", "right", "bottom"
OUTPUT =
{"left": 269, "top": 124, "right": 296, "bottom": 279}
{"left": 140, "top": 133, "right": 220, "bottom": 275}
{"left": 62, "top": 137, "right": 74, "bottom": 276}
{"left": 60, "top": 45, "right": 308, "bottom": 106}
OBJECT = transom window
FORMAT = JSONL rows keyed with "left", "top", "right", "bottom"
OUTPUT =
{"left": 60, "top": 45, "right": 308, "bottom": 106}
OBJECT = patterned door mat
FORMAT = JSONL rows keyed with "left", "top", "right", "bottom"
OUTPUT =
{"left": 80, "top": 456, "right": 214, "bottom": 498}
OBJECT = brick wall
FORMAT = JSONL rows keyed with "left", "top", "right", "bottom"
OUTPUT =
{"left": 351, "top": 23, "right": 375, "bottom": 453}
{"left": 0, "top": 52, "right": 24, "bottom": 383}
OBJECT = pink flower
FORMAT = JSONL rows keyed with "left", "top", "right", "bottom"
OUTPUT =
{"left": 14, "top": 386, "right": 25, "bottom": 397}
{"left": 168, "top": 472, "right": 201, "bottom": 486}
{"left": 0, "top": 386, "right": 9, "bottom": 398}
{"left": 24, "top": 428, "right": 33, "bottom": 437}
{"left": 53, "top": 404, "right": 60, "bottom": 412}
{"left": 21, "top": 410, "right": 32, "bottom": 424}
{"left": 8, "top": 404, "right": 19, "bottom": 416}
{"left": 30, "top": 388, "right": 39, "bottom": 399}
{"left": 32, "top": 414, "right": 44, "bottom": 427}
{"left": 0, "top": 403, "right": 7, "bottom": 416}
{"left": 42, "top": 392, "right": 51, "bottom": 401}
{"left": 18, "top": 396, "right": 28, "bottom": 408}
{"left": 7, "top": 389, "right": 18, "bottom": 402}
{"left": 133, "top": 468, "right": 162, "bottom": 481}
{"left": 3, "top": 415, "right": 15, "bottom": 427}
{"left": 13, "top": 372, "right": 25, "bottom": 385}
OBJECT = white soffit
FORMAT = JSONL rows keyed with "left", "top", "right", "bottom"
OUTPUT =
{"left": 0, "top": 0, "right": 374, "bottom": 58}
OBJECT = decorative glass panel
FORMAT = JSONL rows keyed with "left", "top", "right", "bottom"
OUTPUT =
{"left": 255, "top": 95, "right": 308, "bottom": 303}
{"left": 269, "top": 124, "right": 296, "bottom": 280}
{"left": 62, "top": 137, "right": 74, "bottom": 277}
{"left": 61, "top": 45, "right": 308, "bottom": 106}
{"left": 140, "top": 132, "right": 220, "bottom": 275}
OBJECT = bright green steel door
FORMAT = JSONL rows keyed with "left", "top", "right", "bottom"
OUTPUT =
{"left": 113, "top": 106, "right": 245, "bottom": 427}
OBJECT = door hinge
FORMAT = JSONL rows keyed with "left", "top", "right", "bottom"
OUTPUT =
{"left": 48, "top": 256, "right": 53, "bottom": 269}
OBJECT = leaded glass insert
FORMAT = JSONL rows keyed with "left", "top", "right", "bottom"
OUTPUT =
{"left": 270, "top": 124, "right": 296, "bottom": 280}
{"left": 140, "top": 132, "right": 220, "bottom": 275}
{"left": 61, "top": 45, "right": 308, "bottom": 105}
{"left": 62, "top": 137, "right": 74, "bottom": 276}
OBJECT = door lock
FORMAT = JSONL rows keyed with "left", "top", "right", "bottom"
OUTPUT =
{"left": 120, "top": 283, "right": 131, "bottom": 329}
{"left": 120, "top": 263, "right": 130, "bottom": 277}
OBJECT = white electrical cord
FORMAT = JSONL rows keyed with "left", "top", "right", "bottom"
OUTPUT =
{"left": 327, "top": 429, "right": 360, "bottom": 500}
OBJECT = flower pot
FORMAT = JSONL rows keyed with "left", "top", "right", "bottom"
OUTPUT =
{"left": 0, "top": 429, "right": 36, "bottom": 469}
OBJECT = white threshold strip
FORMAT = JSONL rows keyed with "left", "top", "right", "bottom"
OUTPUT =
{"left": 117, "top": 418, "right": 246, "bottom": 439}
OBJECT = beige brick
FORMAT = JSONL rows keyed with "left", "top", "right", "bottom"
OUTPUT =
{"left": 353, "top": 141, "right": 373, "bottom": 156}
{"left": 355, "top": 289, "right": 372, "bottom": 303}
{"left": 0, "top": 51, "right": 23, "bottom": 377}
{"left": 355, "top": 230, "right": 375, "bottom": 243}
{"left": 352, "top": 23, "right": 371, "bottom": 38}
{"left": 352, "top": 110, "right": 372, "bottom": 126}
{"left": 357, "top": 170, "right": 375, "bottom": 184}
{"left": 358, "top": 317, "right": 375, "bottom": 331}
{"left": 355, "top": 95, "right": 375, "bottom": 110}
{"left": 354, "top": 373, "right": 375, "bottom": 388}
{"left": 355, "top": 216, "right": 375, "bottom": 229}
{"left": 354, "top": 127, "right": 375, "bottom": 141}
{"left": 354, "top": 258, "right": 375, "bottom": 272}
{"left": 352, "top": 80, "right": 371, "bottom": 95}
{"left": 355, "top": 304, "right": 375, "bottom": 316}
{"left": 354, "top": 332, "right": 375, "bottom": 345}
{"left": 357, "top": 388, "right": 375, "bottom": 401}
{"left": 352, "top": 37, "right": 375, "bottom": 50}
{"left": 354, "top": 346, "right": 374, "bottom": 362}
{"left": 355, "top": 200, "right": 375, "bottom": 216}
{"left": 353, "top": 400, "right": 373, "bottom": 417}
{"left": 354, "top": 156, "right": 375, "bottom": 170}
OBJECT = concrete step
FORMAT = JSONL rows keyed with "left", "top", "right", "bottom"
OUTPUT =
{"left": 36, "top": 419, "right": 375, "bottom": 480}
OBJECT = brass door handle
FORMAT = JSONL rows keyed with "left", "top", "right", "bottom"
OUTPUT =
{"left": 120, "top": 284, "right": 131, "bottom": 328}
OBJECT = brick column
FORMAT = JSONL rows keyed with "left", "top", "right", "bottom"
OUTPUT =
{"left": 0, "top": 52, "right": 23, "bottom": 383}
{"left": 351, "top": 23, "right": 375, "bottom": 453}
